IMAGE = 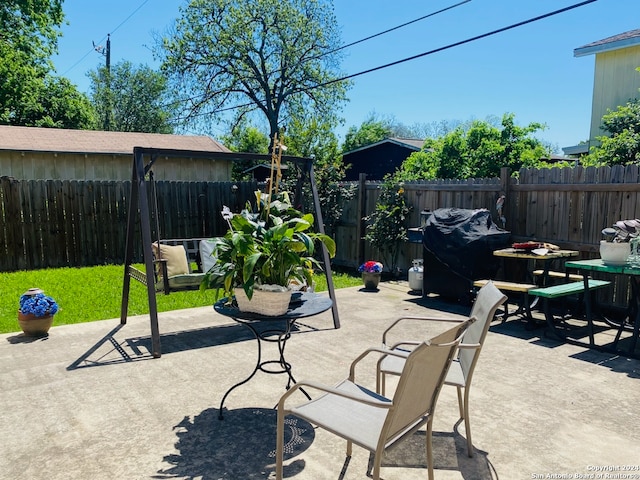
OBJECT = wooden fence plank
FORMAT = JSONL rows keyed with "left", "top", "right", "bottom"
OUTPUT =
{"left": 21, "top": 180, "right": 38, "bottom": 270}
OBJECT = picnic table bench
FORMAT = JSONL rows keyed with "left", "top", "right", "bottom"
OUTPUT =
{"left": 528, "top": 279, "right": 611, "bottom": 340}
{"left": 473, "top": 279, "right": 537, "bottom": 323}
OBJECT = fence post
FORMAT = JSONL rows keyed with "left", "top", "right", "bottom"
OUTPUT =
{"left": 357, "top": 173, "right": 367, "bottom": 267}
{"left": 499, "top": 167, "right": 512, "bottom": 229}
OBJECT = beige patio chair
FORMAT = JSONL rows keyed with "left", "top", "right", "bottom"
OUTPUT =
{"left": 377, "top": 280, "right": 507, "bottom": 457}
{"left": 275, "top": 317, "right": 474, "bottom": 480}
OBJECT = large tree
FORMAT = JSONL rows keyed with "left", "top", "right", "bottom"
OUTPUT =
{"left": 1, "top": 0, "right": 95, "bottom": 128}
{"left": 0, "top": 0, "right": 63, "bottom": 63}
{"left": 158, "top": 0, "right": 349, "bottom": 145}
{"left": 88, "top": 61, "right": 176, "bottom": 133}
{"left": 10, "top": 75, "right": 96, "bottom": 129}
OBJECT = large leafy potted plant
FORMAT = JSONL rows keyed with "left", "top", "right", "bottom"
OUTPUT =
{"left": 202, "top": 190, "right": 336, "bottom": 315}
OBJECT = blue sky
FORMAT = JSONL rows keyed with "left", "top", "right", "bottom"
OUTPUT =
{"left": 53, "top": 0, "right": 640, "bottom": 151}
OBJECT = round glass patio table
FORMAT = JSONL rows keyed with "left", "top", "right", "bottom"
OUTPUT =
{"left": 214, "top": 291, "right": 332, "bottom": 419}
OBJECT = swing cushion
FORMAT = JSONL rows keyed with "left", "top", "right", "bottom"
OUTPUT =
{"left": 200, "top": 239, "right": 217, "bottom": 273}
{"left": 152, "top": 243, "right": 190, "bottom": 278}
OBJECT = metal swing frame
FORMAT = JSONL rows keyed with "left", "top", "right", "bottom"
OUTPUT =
{"left": 120, "top": 146, "right": 340, "bottom": 358}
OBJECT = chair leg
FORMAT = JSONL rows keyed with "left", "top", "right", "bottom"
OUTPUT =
{"left": 426, "top": 417, "right": 435, "bottom": 480}
{"left": 346, "top": 439, "right": 352, "bottom": 457}
{"left": 463, "top": 387, "right": 474, "bottom": 457}
{"left": 276, "top": 409, "right": 285, "bottom": 480}
{"left": 456, "top": 385, "right": 464, "bottom": 419}
{"left": 372, "top": 452, "right": 381, "bottom": 480}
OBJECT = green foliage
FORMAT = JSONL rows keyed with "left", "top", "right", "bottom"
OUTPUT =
{"left": 11, "top": 75, "right": 96, "bottom": 129}
{"left": 159, "top": 0, "right": 350, "bottom": 142}
{"left": 342, "top": 115, "right": 393, "bottom": 152}
{"left": 0, "top": 1, "right": 90, "bottom": 128}
{"left": 584, "top": 99, "right": 640, "bottom": 166}
{"left": 0, "top": 0, "right": 64, "bottom": 62}
{"left": 397, "top": 150, "right": 439, "bottom": 180}
{"left": 222, "top": 122, "right": 270, "bottom": 180}
{"left": 88, "top": 61, "right": 176, "bottom": 133}
{"left": 284, "top": 114, "right": 356, "bottom": 238}
{"left": 342, "top": 112, "right": 450, "bottom": 153}
{"left": 396, "top": 113, "right": 548, "bottom": 180}
{"left": 364, "top": 178, "right": 412, "bottom": 274}
{"left": 203, "top": 191, "right": 336, "bottom": 302}
{"left": 0, "top": 264, "right": 360, "bottom": 334}
{"left": 223, "top": 124, "right": 270, "bottom": 155}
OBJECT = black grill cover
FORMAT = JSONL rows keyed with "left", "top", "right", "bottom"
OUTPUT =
{"left": 422, "top": 208, "right": 510, "bottom": 302}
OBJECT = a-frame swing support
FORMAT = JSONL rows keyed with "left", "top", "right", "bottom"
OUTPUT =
{"left": 120, "top": 147, "right": 340, "bottom": 358}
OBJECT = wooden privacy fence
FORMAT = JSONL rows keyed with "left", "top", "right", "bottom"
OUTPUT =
{"left": 333, "top": 165, "right": 640, "bottom": 311}
{"left": 332, "top": 173, "right": 504, "bottom": 270}
{"left": 334, "top": 165, "right": 640, "bottom": 268}
{"left": 3, "top": 164, "right": 640, "bottom": 310}
{"left": 0, "top": 176, "right": 256, "bottom": 271}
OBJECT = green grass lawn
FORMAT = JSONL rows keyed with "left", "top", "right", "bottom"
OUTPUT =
{"left": 0, "top": 265, "right": 362, "bottom": 334}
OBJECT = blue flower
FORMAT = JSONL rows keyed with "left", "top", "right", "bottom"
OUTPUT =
{"left": 358, "top": 261, "right": 383, "bottom": 273}
{"left": 19, "top": 293, "right": 59, "bottom": 317}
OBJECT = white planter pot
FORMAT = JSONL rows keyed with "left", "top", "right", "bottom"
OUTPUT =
{"left": 234, "top": 287, "right": 292, "bottom": 316}
{"left": 599, "top": 240, "right": 630, "bottom": 266}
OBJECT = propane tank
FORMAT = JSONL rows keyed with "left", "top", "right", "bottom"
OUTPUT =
{"left": 408, "top": 259, "right": 424, "bottom": 292}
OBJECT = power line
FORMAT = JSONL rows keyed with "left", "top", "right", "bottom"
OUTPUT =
{"left": 317, "top": 0, "right": 598, "bottom": 88}
{"left": 163, "top": 0, "right": 472, "bottom": 112}
{"left": 60, "top": 0, "right": 151, "bottom": 76}
{"left": 322, "top": 0, "right": 471, "bottom": 56}
{"left": 172, "top": 0, "right": 597, "bottom": 122}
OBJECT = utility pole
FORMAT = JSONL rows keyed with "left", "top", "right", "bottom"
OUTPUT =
{"left": 93, "top": 34, "right": 111, "bottom": 131}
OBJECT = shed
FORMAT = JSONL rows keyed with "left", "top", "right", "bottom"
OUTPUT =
{"left": 342, "top": 137, "right": 424, "bottom": 181}
{"left": 0, "top": 125, "right": 232, "bottom": 181}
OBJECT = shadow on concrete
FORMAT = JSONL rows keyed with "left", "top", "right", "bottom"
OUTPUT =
{"left": 6, "top": 332, "right": 51, "bottom": 344}
{"left": 67, "top": 322, "right": 261, "bottom": 370}
{"left": 570, "top": 349, "right": 640, "bottom": 378}
{"left": 66, "top": 313, "right": 334, "bottom": 371}
{"left": 379, "top": 421, "right": 495, "bottom": 480}
{"left": 154, "top": 407, "right": 315, "bottom": 480}
{"left": 405, "top": 295, "right": 472, "bottom": 317}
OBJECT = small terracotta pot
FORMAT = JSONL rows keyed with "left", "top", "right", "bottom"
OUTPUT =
{"left": 18, "top": 311, "right": 54, "bottom": 336}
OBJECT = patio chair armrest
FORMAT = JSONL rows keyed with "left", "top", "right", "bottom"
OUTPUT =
{"left": 382, "top": 315, "right": 465, "bottom": 344}
{"left": 386, "top": 341, "right": 421, "bottom": 350}
{"left": 277, "top": 379, "right": 392, "bottom": 410}
{"left": 457, "top": 343, "right": 481, "bottom": 349}
{"left": 348, "top": 345, "right": 456, "bottom": 381}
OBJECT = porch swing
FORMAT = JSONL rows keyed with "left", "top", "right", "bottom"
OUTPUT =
{"left": 133, "top": 168, "right": 213, "bottom": 295}
{"left": 119, "top": 146, "right": 340, "bottom": 358}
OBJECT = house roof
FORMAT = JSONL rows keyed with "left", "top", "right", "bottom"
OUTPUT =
{"left": 0, "top": 125, "right": 230, "bottom": 155}
{"left": 574, "top": 28, "right": 640, "bottom": 57}
{"left": 562, "top": 144, "right": 590, "bottom": 156}
{"left": 343, "top": 137, "right": 424, "bottom": 155}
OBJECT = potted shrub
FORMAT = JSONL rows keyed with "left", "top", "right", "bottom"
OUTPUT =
{"left": 202, "top": 190, "right": 336, "bottom": 315}
{"left": 18, "top": 288, "right": 59, "bottom": 336}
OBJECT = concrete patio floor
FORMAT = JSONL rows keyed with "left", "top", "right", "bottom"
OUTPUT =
{"left": 1, "top": 281, "right": 639, "bottom": 480}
